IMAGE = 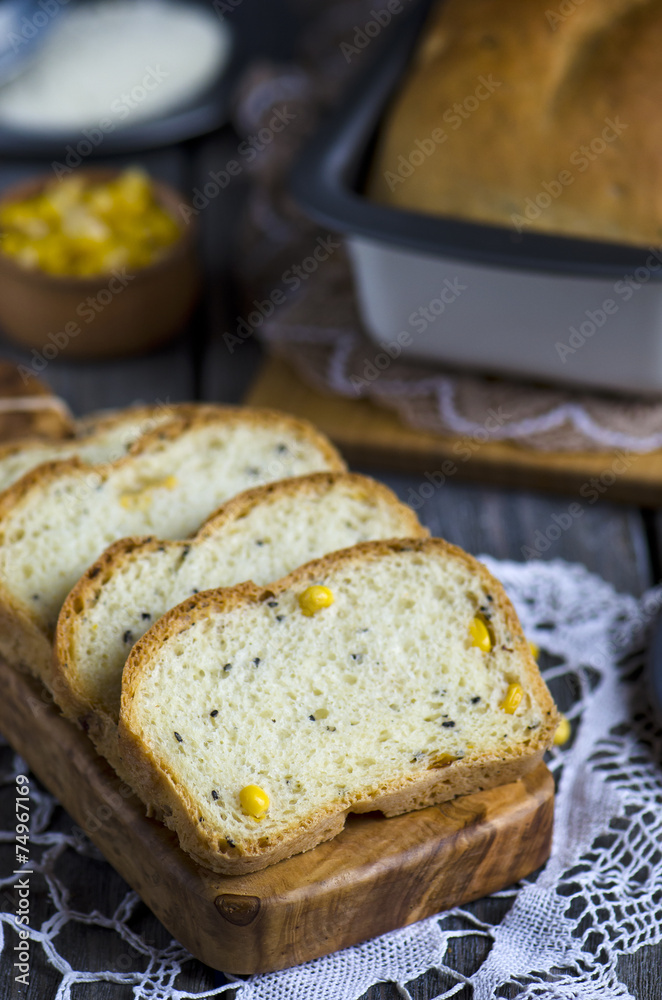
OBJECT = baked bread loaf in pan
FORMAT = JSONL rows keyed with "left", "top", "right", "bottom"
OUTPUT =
{"left": 369, "top": 0, "right": 659, "bottom": 246}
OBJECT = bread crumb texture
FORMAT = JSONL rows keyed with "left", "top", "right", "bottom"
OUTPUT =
{"left": 0, "top": 404, "right": 174, "bottom": 494}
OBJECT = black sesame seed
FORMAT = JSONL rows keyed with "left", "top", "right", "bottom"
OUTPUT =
{"left": 309, "top": 714, "right": 316, "bottom": 721}
{"left": 210, "top": 709, "right": 218, "bottom": 717}
{"left": 253, "top": 657, "right": 261, "bottom": 667}
{"left": 191, "top": 588, "right": 199, "bottom": 595}
{"left": 255, "top": 540, "right": 265, "bottom": 547}
{"left": 442, "top": 720, "right": 456, "bottom": 728}
{"left": 486, "top": 594, "right": 494, "bottom": 602}
{"left": 226, "top": 838, "right": 235, "bottom": 848}
{"left": 223, "top": 663, "right": 232, "bottom": 672}
{"left": 141, "top": 612, "right": 151, "bottom": 620}
{"left": 276, "top": 444, "right": 288, "bottom": 453}
{"left": 31, "top": 594, "right": 39, "bottom": 601}
{"left": 123, "top": 630, "right": 134, "bottom": 644}
{"left": 174, "top": 731, "right": 183, "bottom": 742}
{"left": 267, "top": 600, "right": 278, "bottom": 608}
{"left": 211, "top": 790, "right": 219, "bottom": 800}
{"left": 276, "top": 615, "right": 285, "bottom": 622}
{"left": 471, "top": 696, "right": 481, "bottom": 704}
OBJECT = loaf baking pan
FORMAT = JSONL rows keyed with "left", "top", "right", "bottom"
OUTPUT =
{"left": 291, "top": 1, "right": 662, "bottom": 396}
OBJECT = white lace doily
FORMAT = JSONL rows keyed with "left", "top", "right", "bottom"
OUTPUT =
{"left": 2, "top": 558, "right": 662, "bottom": 999}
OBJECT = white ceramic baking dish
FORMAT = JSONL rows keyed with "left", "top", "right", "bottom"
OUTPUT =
{"left": 291, "top": 2, "right": 662, "bottom": 396}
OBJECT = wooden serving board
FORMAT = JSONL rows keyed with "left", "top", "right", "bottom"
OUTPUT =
{"left": 0, "top": 656, "right": 553, "bottom": 975}
{"left": 246, "top": 358, "right": 662, "bottom": 506}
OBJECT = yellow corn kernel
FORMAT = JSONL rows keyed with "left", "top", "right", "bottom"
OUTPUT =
{"left": 430, "top": 753, "right": 456, "bottom": 768}
{"left": 61, "top": 207, "right": 109, "bottom": 242}
{"left": 501, "top": 683, "right": 524, "bottom": 714}
{"left": 553, "top": 714, "right": 571, "bottom": 746}
{"left": 239, "top": 784, "right": 270, "bottom": 820}
{"left": 469, "top": 615, "right": 492, "bottom": 652}
{"left": 119, "top": 491, "right": 152, "bottom": 511}
{"left": 1, "top": 232, "right": 26, "bottom": 257}
{"left": 0, "top": 168, "right": 182, "bottom": 277}
{"left": 528, "top": 640, "right": 540, "bottom": 660}
{"left": 162, "top": 475, "right": 178, "bottom": 490}
{"left": 85, "top": 186, "right": 115, "bottom": 215}
{"left": 15, "top": 245, "right": 39, "bottom": 269}
{"left": 35, "top": 237, "right": 72, "bottom": 275}
{"left": 298, "top": 585, "right": 334, "bottom": 616}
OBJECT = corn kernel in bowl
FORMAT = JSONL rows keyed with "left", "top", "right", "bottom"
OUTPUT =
{"left": 0, "top": 169, "right": 182, "bottom": 278}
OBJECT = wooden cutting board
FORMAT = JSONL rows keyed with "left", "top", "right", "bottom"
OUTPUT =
{"left": 0, "top": 656, "right": 554, "bottom": 974}
{"left": 246, "top": 357, "right": 662, "bottom": 505}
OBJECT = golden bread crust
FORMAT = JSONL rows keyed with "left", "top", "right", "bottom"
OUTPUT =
{"left": 369, "top": 0, "right": 662, "bottom": 246}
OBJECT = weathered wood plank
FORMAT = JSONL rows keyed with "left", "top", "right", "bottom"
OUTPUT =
{"left": 376, "top": 473, "right": 652, "bottom": 598}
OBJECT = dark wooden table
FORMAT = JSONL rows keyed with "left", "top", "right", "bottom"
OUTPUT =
{"left": 0, "top": 63, "right": 661, "bottom": 1000}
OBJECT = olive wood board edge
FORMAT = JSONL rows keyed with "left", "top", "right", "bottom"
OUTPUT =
{"left": 245, "top": 358, "right": 662, "bottom": 505}
{"left": 0, "top": 656, "right": 554, "bottom": 974}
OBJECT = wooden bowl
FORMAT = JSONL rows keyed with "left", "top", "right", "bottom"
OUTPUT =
{"left": 0, "top": 170, "right": 201, "bottom": 360}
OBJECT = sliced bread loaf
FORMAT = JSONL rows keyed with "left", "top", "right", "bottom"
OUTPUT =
{"left": 0, "top": 403, "right": 179, "bottom": 494}
{"left": 118, "top": 538, "right": 559, "bottom": 875}
{"left": 52, "top": 472, "right": 427, "bottom": 758}
{"left": 0, "top": 407, "right": 343, "bottom": 681}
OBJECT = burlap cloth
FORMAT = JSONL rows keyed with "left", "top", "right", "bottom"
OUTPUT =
{"left": 231, "top": 0, "right": 662, "bottom": 453}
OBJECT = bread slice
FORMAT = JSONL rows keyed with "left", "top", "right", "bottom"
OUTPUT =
{"left": 118, "top": 538, "right": 559, "bottom": 875}
{"left": 0, "top": 407, "right": 343, "bottom": 682}
{"left": 52, "top": 472, "right": 427, "bottom": 758}
{"left": 0, "top": 362, "right": 74, "bottom": 442}
{"left": 0, "top": 403, "right": 180, "bottom": 495}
